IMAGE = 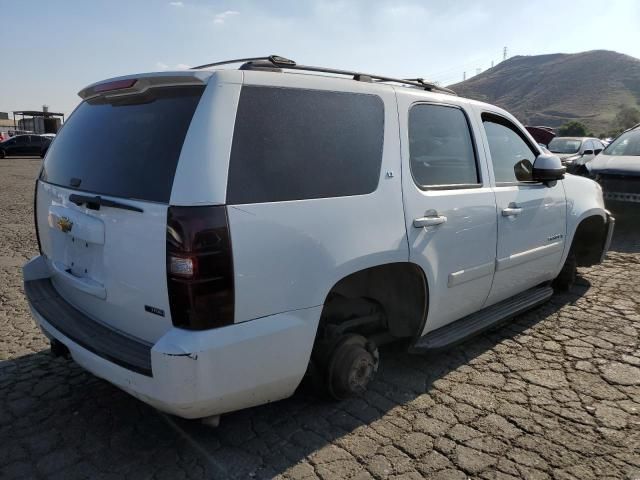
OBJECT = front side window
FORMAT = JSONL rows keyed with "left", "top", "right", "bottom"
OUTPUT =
{"left": 408, "top": 104, "right": 479, "bottom": 188}
{"left": 482, "top": 114, "right": 538, "bottom": 183}
{"left": 227, "top": 86, "right": 384, "bottom": 204}
{"left": 593, "top": 140, "right": 604, "bottom": 154}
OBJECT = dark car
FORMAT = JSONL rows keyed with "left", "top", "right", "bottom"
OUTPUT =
{"left": 0, "top": 135, "right": 52, "bottom": 158}
{"left": 548, "top": 137, "right": 605, "bottom": 175}
{"left": 587, "top": 127, "right": 640, "bottom": 206}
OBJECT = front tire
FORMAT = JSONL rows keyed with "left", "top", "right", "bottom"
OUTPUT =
{"left": 0, "top": 149, "right": 5, "bottom": 159}
{"left": 553, "top": 252, "right": 577, "bottom": 291}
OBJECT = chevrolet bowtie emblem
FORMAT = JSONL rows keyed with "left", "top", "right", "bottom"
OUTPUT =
{"left": 57, "top": 216, "right": 73, "bottom": 233}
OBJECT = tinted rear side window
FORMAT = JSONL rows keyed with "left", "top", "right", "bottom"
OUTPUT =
{"left": 41, "top": 86, "right": 204, "bottom": 203}
{"left": 227, "top": 86, "right": 384, "bottom": 204}
{"left": 409, "top": 104, "right": 479, "bottom": 188}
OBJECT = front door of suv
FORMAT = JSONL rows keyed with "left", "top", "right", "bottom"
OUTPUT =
{"left": 397, "top": 93, "right": 498, "bottom": 334}
{"left": 477, "top": 111, "right": 567, "bottom": 306}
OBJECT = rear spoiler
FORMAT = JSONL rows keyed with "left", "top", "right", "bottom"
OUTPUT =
{"left": 78, "top": 71, "right": 213, "bottom": 101}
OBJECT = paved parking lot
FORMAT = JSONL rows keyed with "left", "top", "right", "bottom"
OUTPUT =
{"left": 1, "top": 157, "right": 639, "bottom": 480}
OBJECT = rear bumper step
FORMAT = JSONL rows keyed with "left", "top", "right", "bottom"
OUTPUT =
{"left": 411, "top": 285, "right": 553, "bottom": 352}
{"left": 24, "top": 278, "right": 153, "bottom": 376}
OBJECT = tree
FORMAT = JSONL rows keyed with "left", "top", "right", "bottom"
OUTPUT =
{"left": 613, "top": 105, "right": 640, "bottom": 130}
{"left": 558, "top": 121, "right": 587, "bottom": 137}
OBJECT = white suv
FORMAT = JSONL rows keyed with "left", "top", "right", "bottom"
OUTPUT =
{"left": 23, "top": 56, "right": 614, "bottom": 422}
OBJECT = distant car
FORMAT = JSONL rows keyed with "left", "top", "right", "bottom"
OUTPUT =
{"left": 0, "top": 134, "right": 52, "bottom": 158}
{"left": 588, "top": 127, "right": 640, "bottom": 205}
{"left": 548, "top": 137, "right": 605, "bottom": 175}
{"left": 526, "top": 126, "right": 556, "bottom": 146}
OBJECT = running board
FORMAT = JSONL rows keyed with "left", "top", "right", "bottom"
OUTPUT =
{"left": 411, "top": 285, "right": 553, "bottom": 353}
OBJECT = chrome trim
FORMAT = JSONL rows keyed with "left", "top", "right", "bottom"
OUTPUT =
{"left": 448, "top": 262, "right": 495, "bottom": 288}
{"left": 604, "top": 191, "right": 640, "bottom": 203}
{"left": 496, "top": 241, "right": 564, "bottom": 271}
{"left": 601, "top": 211, "right": 615, "bottom": 263}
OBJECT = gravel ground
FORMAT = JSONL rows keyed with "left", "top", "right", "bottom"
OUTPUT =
{"left": 0, "top": 157, "right": 639, "bottom": 480}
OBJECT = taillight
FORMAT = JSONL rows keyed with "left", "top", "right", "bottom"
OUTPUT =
{"left": 93, "top": 79, "right": 137, "bottom": 94}
{"left": 166, "top": 206, "right": 234, "bottom": 329}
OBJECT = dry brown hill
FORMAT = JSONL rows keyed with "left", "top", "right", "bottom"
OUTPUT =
{"left": 449, "top": 50, "right": 640, "bottom": 134}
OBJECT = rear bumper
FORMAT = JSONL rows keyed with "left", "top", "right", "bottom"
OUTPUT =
{"left": 23, "top": 256, "right": 320, "bottom": 419}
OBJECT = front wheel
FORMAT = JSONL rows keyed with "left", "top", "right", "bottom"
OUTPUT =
{"left": 553, "top": 252, "right": 577, "bottom": 291}
{"left": 0, "top": 149, "right": 5, "bottom": 159}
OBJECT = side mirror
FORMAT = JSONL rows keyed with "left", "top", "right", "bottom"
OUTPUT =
{"left": 583, "top": 149, "right": 594, "bottom": 156}
{"left": 594, "top": 149, "right": 603, "bottom": 155}
{"left": 532, "top": 154, "right": 566, "bottom": 183}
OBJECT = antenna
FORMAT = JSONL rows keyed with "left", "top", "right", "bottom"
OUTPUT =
{"left": 503, "top": 46, "right": 508, "bottom": 61}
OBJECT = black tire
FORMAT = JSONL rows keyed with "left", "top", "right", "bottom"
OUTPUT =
{"left": 553, "top": 252, "right": 577, "bottom": 291}
{"left": 326, "top": 334, "right": 378, "bottom": 400}
{"left": 0, "top": 149, "right": 5, "bottom": 159}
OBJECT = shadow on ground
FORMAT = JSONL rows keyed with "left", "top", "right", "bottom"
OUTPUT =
{"left": 0, "top": 280, "right": 589, "bottom": 479}
{"left": 607, "top": 203, "right": 640, "bottom": 254}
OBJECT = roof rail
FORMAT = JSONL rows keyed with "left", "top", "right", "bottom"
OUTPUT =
{"left": 191, "top": 55, "right": 456, "bottom": 95}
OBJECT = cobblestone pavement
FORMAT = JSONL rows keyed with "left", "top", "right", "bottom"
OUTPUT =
{"left": 1, "top": 158, "right": 639, "bottom": 480}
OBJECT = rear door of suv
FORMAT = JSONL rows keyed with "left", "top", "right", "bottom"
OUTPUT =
{"left": 396, "top": 91, "right": 498, "bottom": 334}
{"left": 35, "top": 78, "right": 206, "bottom": 343}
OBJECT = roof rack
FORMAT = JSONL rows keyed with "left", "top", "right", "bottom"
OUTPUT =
{"left": 191, "top": 55, "right": 456, "bottom": 95}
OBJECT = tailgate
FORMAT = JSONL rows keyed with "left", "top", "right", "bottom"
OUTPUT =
{"left": 36, "top": 182, "right": 171, "bottom": 342}
{"left": 35, "top": 83, "right": 205, "bottom": 343}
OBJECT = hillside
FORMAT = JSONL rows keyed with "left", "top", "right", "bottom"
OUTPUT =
{"left": 449, "top": 50, "right": 640, "bottom": 134}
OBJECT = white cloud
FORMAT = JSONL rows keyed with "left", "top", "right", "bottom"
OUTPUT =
{"left": 213, "top": 10, "right": 239, "bottom": 25}
{"left": 155, "top": 62, "right": 191, "bottom": 71}
{"left": 169, "top": 1, "right": 184, "bottom": 6}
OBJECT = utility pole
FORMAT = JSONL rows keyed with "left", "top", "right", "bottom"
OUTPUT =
{"left": 503, "top": 46, "right": 508, "bottom": 61}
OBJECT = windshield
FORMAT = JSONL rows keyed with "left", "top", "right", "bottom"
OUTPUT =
{"left": 603, "top": 130, "right": 640, "bottom": 157}
{"left": 40, "top": 85, "right": 204, "bottom": 203}
{"left": 548, "top": 138, "right": 581, "bottom": 154}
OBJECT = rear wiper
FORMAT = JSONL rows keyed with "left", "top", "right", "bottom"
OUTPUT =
{"left": 69, "top": 194, "right": 144, "bottom": 213}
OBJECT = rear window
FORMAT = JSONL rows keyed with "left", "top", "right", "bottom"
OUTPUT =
{"left": 227, "top": 86, "right": 384, "bottom": 204}
{"left": 40, "top": 85, "right": 204, "bottom": 203}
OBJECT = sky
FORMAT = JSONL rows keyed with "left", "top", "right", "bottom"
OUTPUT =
{"left": 1, "top": 0, "right": 640, "bottom": 117}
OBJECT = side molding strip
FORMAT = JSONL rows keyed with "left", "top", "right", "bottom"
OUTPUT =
{"left": 496, "top": 241, "right": 563, "bottom": 272}
{"left": 448, "top": 262, "right": 495, "bottom": 288}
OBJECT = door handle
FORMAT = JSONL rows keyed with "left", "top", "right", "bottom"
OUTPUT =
{"left": 502, "top": 204, "right": 522, "bottom": 217}
{"left": 413, "top": 214, "right": 447, "bottom": 228}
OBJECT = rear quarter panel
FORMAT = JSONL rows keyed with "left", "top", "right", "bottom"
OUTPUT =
{"left": 227, "top": 74, "right": 408, "bottom": 322}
